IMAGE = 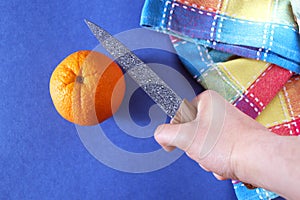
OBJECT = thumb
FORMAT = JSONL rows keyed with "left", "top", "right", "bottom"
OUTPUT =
{"left": 154, "top": 122, "right": 198, "bottom": 152}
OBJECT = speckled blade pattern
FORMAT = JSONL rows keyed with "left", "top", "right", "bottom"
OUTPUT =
{"left": 85, "top": 19, "right": 183, "bottom": 118}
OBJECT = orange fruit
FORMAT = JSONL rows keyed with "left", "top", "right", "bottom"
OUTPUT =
{"left": 49, "top": 50, "right": 125, "bottom": 126}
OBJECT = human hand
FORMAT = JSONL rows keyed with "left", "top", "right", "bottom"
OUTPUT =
{"left": 154, "top": 90, "right": 269, "bottom": 181}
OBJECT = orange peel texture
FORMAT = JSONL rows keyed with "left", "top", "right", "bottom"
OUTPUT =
{"left": 49, "top": 50, "right": 126, "bottom": 126}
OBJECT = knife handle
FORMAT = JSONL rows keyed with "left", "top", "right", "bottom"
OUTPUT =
{"left": 172, "top": 99, "right": 197, "bottom": 124}
{"left": 172, "top": 99, "right": 256, "bottom": 190}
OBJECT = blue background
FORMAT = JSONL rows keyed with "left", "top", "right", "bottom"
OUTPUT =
{"left": 1, "top": 0, "right": 242, "bottom": 199}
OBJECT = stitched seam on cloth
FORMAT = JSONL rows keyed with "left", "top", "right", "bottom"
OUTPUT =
{"left": 287, "top": 76, "right": 300, "bottom": 83}
{"left": 209, "top": 15, "right": 218, "bottom": 46}
{"left": 176, "top": 0, "right": 279, "bottom": 26}
{"left": 263, "top": 24, "right": 275, "bottom": 62}
{"left": 233, "top": 65, "right": 273, "bottom": 112}
{"left": 255, "top": 188, "right": 264, "bottom": 200}
{"left": 196, "top": 45, "right": 214, "bottom": 72}
{"left": 264, "top": 188, "right": 271, "bottom": 200}
{"left": 176, "top": 0, "right": 237, "bottom": 21}
{"left": 269, "top": 118, "right": 300, "bottom": 135}
{"left": 170, "top": 3, "right": 298, "bottom": 32}
{"left": 278, "top": 90, "right": 291, "bottom": 120}
{"left": 256, "top": 0, "right": 272, "bottom": 61}
{"left": 266, "top": 120, "right": 292, "bottom": 127}
{"left": 219, "top": 63, "right": 246, "bottom": 91}
{"left": 161, "top": 0, "right": 172, "bottom": 30}
{"left": 219, "top": 62, "right": 272, "bottom": 106}
{"left": 182, "top": 9, "right": 298, "bottom": 33}
{"left": 256, "top": 25, "right": 270, "bottom": 60}
{"left": 256, "top": 188, "right": 273, "bottom": 200}
{"left": 283, "top": 85, "right": 295, "bottom": 119}
{"left": 245, "top": 96, "right": 260, "bottom": 114}
{"left": 171, "top": 38, "right": 180, "bottom": 43}
{"left": 265, "top": 91, "right": 296, "bottom": 127}
{"left": 282, "top": 76, "right": 300, "bottom": 134}
{"left": 249, "top": 93, "right": 264, "bottom": 108}
{"left": 263, "top": 0, "right": 279, "bottom": 61}
{"left": 234, "top": 95, "right": 243, "bottom": 106}
{"left": 200, "top": 45, "right": 214, "bottom": 64}
{"left": 208, "top": 0, "right": 222, "bottom": 46}
{"left": 215, "top": 0, "right": 229, "bottom": 43}
{"left": 246, "top": 65, "right": 273, "bottom": 94}
{"left": 258, "top": 0, "right": 278, "bottom": 61}
{"left": 201, "top": 65, "right": 242, "bottom": 102}
{"left": 233, "top": 96, "right": 261, "bottom": 115}
{"left": 167, "top": 1, "right": 178, "bottom": 31}
{"left": 244, "top": 63, "right": 271, "bottom": 93}
{"left": 257, "top": 23, "right": 270, "bottom": 61}
{"left": 282, "top": 86, "right": 295, "bottom": 135}
{"left": 174, "top": 41, "right": 215, "bottom": 79}
{"left": 176, "top": 0, "right": 217, "bottom": 12}
{"left": 295, "top": 121, "right": 299, "bottom": 134}
{"left": 173, "top": 40, "right": 187, "bottom": 47}
{"left": 163, "top": 4, "right": 298, "bottom": 58}
{"left": 243, "top": 65, "right": 273, "bottom": 110}
{"left": 215, "top": 16, "right": 224, "bottom": 42}
{"left": 203, "top": 48, "right": 214, "bottom": 63}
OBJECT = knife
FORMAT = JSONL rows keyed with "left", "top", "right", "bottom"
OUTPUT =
{"left": 85, "top": 19, "right": 256, "bottom": 189}
{"left": 84, "top": 19, "right": 197, "bottom": 124}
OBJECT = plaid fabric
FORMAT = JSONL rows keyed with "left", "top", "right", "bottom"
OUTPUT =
{"left": 172, "top": 37, "right": 293, "bottom": 119}
{"left": 140, "top": 0, "right": 300, "bottom": 199}
{"left": 170, "top": 36, "right": 295, "bottom": 200}
{"left": 258, "top": 75, "right": 300, "bottom": 136}
{"left": 141, "top": 0, "right": 300, "bottom": 73}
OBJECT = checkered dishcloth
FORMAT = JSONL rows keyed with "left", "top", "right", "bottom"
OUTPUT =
{"left": 140, "top": 0, "right": 300, "bottom": 199}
